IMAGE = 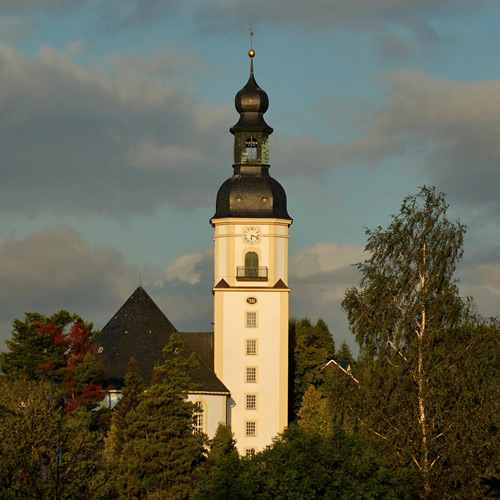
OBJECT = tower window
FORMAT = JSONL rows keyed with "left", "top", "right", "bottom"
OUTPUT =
{"left": 246, "top": 394, "right": 257, "bottom": 410}
{"left": 246, "top": 312, "right": 257, "bottom": 327}
{"left": 245, "top": 421, "right": 257, "bottom": 436}
{"left": 245, "top": 137, "right": 258, "bottom": 162}
{"left": 246, "top": 339, "right": 257, "bottom": 355}
{"left": 246, "top": 367, "right": 257, "bottom": 383}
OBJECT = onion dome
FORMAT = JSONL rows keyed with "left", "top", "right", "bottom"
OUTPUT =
{"left": 231, "top": 50, "right": 273, "bottom": 134}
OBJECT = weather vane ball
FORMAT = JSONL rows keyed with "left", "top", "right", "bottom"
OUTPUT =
{"left": 248, "top": 49, "right": 255, "bottom": 58}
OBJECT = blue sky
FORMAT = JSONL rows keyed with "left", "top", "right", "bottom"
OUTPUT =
{"left": 1, "top": 0, "right": 499, "bottom": 351}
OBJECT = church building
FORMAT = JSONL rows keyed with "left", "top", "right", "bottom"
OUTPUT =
{"left": 96, "top": 48, "right": 292, "bottom": 455}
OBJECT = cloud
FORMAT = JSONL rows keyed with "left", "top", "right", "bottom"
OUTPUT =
{"left": 0, "top": 226, "right": 140, "bottom": 346}
{"left": 458, "top": 245, "right": 500, "bottom": 320}
{"left": 0, "top": 0, "right": 84, "bottom": 15}
{"left": 0, "top": 226, "right": 217, "bottom": 349}
{"left": 164, "top": 247, "right": 213, "bottom": 285}
{"left": 195, "top": 0, "right": 485, "bottom": 45}
{"left": 152, "top": 246, "right": 214, "bottom": 332}
{"left": 289, "top": 243, "right": 365, "bottom": 348}
{"left": 0, "top": 43, "right": 233, "bottom": 218}
{"left": 334, "top": 69, "right": 500, "bottom": 220}
{"left": 0, "top": 16, "right": 36, "bottom": 40}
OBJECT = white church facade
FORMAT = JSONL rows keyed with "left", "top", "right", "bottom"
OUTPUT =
{"left": 96, "top": 49, "right": 291, "bottom": 455}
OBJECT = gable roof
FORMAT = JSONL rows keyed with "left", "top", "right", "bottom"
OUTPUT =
{"left": 95, "top": 286, "right": 229, "bottom": 394}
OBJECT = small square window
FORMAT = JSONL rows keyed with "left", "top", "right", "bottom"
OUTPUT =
{"left": 246, "top": 367, "right": 257, "bottom": 383}
{"left": 246, "top": 339, "right": 257, "bottom": 355}
{"left": 245, "top": 448, "right": 255, "bottom": 458}
{"left": 246, "top": 312, "right": 257, "bottom": 327}
{"left": 246, "top": 421, "right": 256, "bottom": 436}
{"left": 246, "top": 394, "right": 257, "bottom": 410}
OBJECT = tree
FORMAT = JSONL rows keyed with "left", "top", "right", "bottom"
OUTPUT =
{"left": 335, "top": 341, "right": 354, "bottom": 363}
{"left": 115, "top": 332, "right": 206, "bottom": 499}
{"left": 297, "top": 385, "right": 331, "bottom": 435}
{"left": 105, "top": 358, "right": 144, "bottom": 461}
{"left": 289, "top": 318, "right": 336, "bottom": 419}
{"left": 341, "top": 186, "right": 499, "bottom": 498}
{"left": 238, "top": 424, "right": 417, "bottom": 499}
{"left": 0, "top": 378, "right": 114, "bottom": 500}
{"left": 191, "top": 424, "right": 243, "bottom": 500}
{"left": 0, "top": 311, "right": 104, "bottom": 412}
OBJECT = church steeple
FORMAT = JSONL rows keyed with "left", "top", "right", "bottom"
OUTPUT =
{"left": 211, "top": 49, "right": 291, "bottom": 221}
{"left": 211, "top": 45, "right": 292, "bottom": 453}
{"left": 231, "top": 49, "right": 273, "bottom": 170}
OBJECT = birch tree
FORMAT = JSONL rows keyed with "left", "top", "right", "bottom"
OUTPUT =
{"left": 342, "top": 187, "right": 468, "bottom": 499}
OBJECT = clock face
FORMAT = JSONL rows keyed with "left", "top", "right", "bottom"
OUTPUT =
{"left": 244, "top": 227, "right": 261, "bottom": 244}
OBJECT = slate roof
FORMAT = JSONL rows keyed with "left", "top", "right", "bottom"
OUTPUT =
{"left": 181, "top": 332, "right": 214, "bottom": 371}
{"left": 95, "top": 286, "right": 229, "bottom": 394}
{"left": 212, "top": 170, "right": 291, "bottom": 220}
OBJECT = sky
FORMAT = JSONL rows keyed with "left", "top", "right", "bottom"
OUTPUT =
{"left": 0, "top": 0, "right": 499, "bottom": 352}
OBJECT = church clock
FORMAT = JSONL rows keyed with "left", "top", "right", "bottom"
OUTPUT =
{"left": 243, "top": 227, "right": 261, "bottom": 244}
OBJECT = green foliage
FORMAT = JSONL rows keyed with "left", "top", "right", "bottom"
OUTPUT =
{"left": 0, "top": 379, "right": 114, "bottom": 500}
{"left": 340, "top": 186, "right": 499, "bottom": 498}
{"left": 335, "top": 341, "right": 354, "bottom": 363}
{"left": 297, "top": 385, "right": 332, "bottom": 435}
{"left": 105, "top": 358, "right": 144, "bottom": 461}
{"left": 115, "top": 332, "right": 206, "bottom": 499}
{"left": 191, "top": 424, "right": 243, "bottom": 500}
{"left": 289, "top": 318, "right": 336, "bottom": 419}
{"left": 238, "top": 424, "right": 417, "bottom": 500}
{"left": 0, "top": 311, "right": 104, "bottom": 412}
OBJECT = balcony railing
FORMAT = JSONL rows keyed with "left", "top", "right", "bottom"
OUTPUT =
{"left": 236, "top": 266, "right": 268, "bottom": 281}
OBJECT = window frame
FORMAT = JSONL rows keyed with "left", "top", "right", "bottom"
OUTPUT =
{"left": 246, "top": 311, "right": 257, "bottom": 328}
{"left": 245, "top": 420, "right": 257, "bottom": 437}
{"left": 245, "top": 366, "right": 257, "bottom": 383}
{"left": 245, "top": 393, "right": 257, "bottom": 410}
{"left": 245, "top": 339, "right": 257, "bottom": 355}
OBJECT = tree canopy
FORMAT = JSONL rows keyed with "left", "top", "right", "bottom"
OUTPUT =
{"left": 289, "top": 318, "right": 336, "bottom": 419}
{"left": 0, "top": 311, "right": 104, "bottom": 412}
{"left": 340, "top": 186, "right": 500, "bottom": 499}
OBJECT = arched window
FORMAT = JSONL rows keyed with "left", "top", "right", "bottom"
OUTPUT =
{"left": 245, "top": 137, "right": 258, "bottom": 162}
{"left": 193, "top": 401, "right": 204, "bottom": 434}
{"left": 245, "top": 252, "right": 259, "bottom": 277}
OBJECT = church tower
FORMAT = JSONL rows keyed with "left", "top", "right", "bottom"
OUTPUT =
{"left": 211, "top": 49, "right": 292, "bottom": 454}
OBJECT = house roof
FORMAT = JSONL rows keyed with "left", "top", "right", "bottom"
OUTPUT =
{"left": 95, "top": 286, "right": 229, "bottom": 394}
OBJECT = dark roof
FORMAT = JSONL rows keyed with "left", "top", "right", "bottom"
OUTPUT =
{"left": 230, "top": 63, "right": 272, "bottom": 134}
{"left": 212, "top": 55, "right": 291, "bottom": 222}
{"left": 214, "top": 279, "right": 230, "bottom": 288}
{"left": 212, "top": 169, "right": 291, "bottom": 220}
{"left": 95, "top": 286, "right": 229, "bottom": 394}
{"left": 324, "top": 359, "right": 352, "bottom": 371}
{"left": 181, "top": 332, "right": 214, "bottom": 371}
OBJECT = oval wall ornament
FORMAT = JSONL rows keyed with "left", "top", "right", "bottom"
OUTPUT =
{"left": 246, "top": 297, "right": 257, "bottom": 305}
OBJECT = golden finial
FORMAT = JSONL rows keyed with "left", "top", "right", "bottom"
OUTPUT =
{"left": 248, "top": 26, "right": 255, "bottom": 58}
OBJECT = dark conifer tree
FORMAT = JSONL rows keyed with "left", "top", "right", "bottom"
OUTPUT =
{"left": 289, "top": 317, "right": 336, "bottom": 419}
{"left": 191, "top": 424, "right": 242, "bottom": 500}
{"left": 116, "top": 332, "right": 206, "bottom": 500}
{"left": 105, "top": 357, "right": 144, "bottom": 461}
